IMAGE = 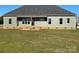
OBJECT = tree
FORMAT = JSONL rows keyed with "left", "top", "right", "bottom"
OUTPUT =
{"left": 0, "top": 16, "right": 3, "bottom": 24}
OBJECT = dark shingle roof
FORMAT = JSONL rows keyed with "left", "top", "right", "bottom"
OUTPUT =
{"left": 3, "top": 5, "right": 75, "bottom": 17}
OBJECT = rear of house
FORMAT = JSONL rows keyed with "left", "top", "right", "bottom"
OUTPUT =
{"left": 76, "top": 17, "right": 79, "bottom": 28}
{"left": 3, "top": 5, "right": 77, "bottom": 30}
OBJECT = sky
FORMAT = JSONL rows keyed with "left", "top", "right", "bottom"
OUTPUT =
{"left": 0, "top": 5, "right": 79, "bottom": 16}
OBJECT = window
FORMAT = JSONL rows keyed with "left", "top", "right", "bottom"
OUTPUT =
{"left": 22, "top": 20, "right": 30, "bottom": 24}
{"left": 25, "top": 21, "right": 27, "bottom": 24}
{"left": 59, "top": 18, "right": 63, "bottom": 24}
{"left": 32, "top": 17, "right": 47, "bottom": 21}
{"left": 22, "top": 21, "right": 25, "bottom": 24}
{"left": 28, "top": 20, "right": 30, "bottom": 24}
{"left": 67, "top": 18, "right": 70, "bottom": 23}
{"left": 48, "top": 18, "right": 51, "bottom": 24}
{"left": 9, "top": 19, "right": 12, "bottom": 24}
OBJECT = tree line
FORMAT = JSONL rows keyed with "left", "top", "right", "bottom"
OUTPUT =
{"left": 0, "top": 16, "right": 3, "bottom": 24}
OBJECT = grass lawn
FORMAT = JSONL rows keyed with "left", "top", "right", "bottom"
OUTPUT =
{"left": 0, "top": 29, "right": 79, "bottom": 53}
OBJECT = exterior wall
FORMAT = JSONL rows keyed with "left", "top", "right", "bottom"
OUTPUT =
{"left": 47, "top": 16, "right": 76, "bottom": 29}
{"left": 3, "top": 17, "right": 17, "bottom": 29}
{"left": 18, "top": 21, "right": 31, "bottom": 27}
{"left": 34, "top": 21, "right": 47, "bottom": 27}
{"left": 34, "top": 21, "right": 48, "bottom": 29}
{"left": 3, "top": 16, "right": 76, "bottom": 29}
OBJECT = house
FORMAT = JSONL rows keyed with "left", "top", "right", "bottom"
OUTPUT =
{"left": 3, "top": 5, "right": 77, "bottom": 30}
{"left": 76, "top": 17, "right": 79, "bottom": 28}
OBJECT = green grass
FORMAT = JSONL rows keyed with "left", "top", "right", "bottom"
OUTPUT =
{"left": 0, "top": 29, "right": 79, "bottom": 53}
